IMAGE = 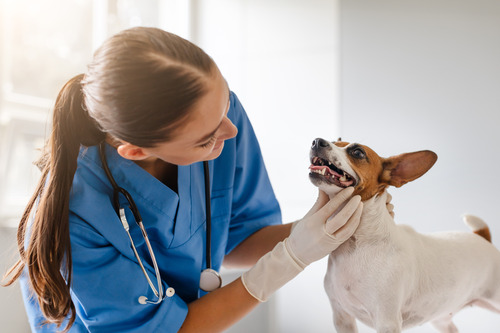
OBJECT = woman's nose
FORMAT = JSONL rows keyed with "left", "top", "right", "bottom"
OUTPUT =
{"left": 219, "top": 117, "right": 238, "bottom": 140}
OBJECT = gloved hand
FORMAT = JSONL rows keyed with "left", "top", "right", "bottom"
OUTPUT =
{"left": 286, "top": 187, "right": 362, "bottom": 268}
{"left": 241, "top": 187, "right": 363, "bottom": 302}
{"left": 288, "top": 189, "right": 329, "bottom": 232}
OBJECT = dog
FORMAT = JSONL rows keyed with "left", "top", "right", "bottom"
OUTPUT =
{"left": 308, "top": 138, "right": 500, "bottom": 333}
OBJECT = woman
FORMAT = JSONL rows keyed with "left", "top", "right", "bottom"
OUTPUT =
{"left": 4, "top": 27, "right": 364, "bottom": 332}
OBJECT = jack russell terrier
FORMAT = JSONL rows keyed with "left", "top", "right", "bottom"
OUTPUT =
{"left": 309, "top": 138, "right": 500, "bottom": 333}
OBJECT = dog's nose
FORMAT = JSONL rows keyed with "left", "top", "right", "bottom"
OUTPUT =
{"left": 312, "top": 138, "right": 329, "bottom": 149}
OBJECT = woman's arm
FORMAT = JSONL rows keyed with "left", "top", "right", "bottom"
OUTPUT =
{"left": 180, "top": 278, "right": 257, "bottom": 332}
{"left": 223, "top": 190, "right": 330, "bottom": 269}
{"left": 224, "top": 191, "right": 396, "bottom": 269}
{"left": 180, "top": 224, "right": 292, "bottom": 333}
{"left": 223, "top": 223, "right": 292, "bottom": 269}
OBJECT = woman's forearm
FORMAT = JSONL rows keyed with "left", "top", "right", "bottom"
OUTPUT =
{"left": 222, "top": 223, "right": 293, "bottom": 269}
{"left": 180, "top": 221, "right": 293, "bottom": 333}
{"left": 179, "top": 278, "right": 258, "bottom": 332}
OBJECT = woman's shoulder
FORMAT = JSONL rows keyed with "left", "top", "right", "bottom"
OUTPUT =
{"left": 227, "top": 91, "right": 248, "bottom": 124}
{"left": 69, "top": 145, "right": 122, "bottom": 239}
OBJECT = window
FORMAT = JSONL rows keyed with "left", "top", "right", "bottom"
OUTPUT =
{"left": 0, "top": 0, "right": 190, "bottom": 227}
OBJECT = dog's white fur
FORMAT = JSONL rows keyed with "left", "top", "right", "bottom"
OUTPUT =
{"left": 311, "top": 140, "right": 500, "bottom": 333}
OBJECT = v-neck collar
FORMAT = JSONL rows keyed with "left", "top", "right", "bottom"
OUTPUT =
{"left": 79, "top": 144, "right": 184, "bottom": 220}
{"left": 78, "top": 144, "right": 209, "bottom": 247}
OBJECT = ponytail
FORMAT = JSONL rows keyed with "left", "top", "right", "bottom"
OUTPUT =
{"left": 3, "top": 74, "right": 104, "bottom": 331}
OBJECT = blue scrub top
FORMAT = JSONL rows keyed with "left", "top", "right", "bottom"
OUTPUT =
{"left": 20, "top": 92, "right": 282, "bottom": 332}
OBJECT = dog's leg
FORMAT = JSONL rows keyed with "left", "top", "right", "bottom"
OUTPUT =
{"left": 373, "top": 307, "right": 402, "bottom": 333}
{"left": 374, "top": 323, "right": 402, "bottom": 333}
{"left": 470, "top": 298, "right": 500, "bottom": 314}
{"left": 332, "top": 308, "right": 358, "bottom": 333}
{"left": 430, "top": 317, "right": 458, "bottom": 333}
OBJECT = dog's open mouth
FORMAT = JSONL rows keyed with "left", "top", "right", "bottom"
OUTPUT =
{"left": 309, "top": 156, "right": 356, "bottom": 188}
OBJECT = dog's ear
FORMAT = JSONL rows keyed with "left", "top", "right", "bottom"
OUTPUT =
{"left": 380, "top": 150, "right": 437, "bottom": 187}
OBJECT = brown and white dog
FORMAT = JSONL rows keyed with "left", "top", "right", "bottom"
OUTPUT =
{"left": 309, "top": 138, "right": 500, "bottom": 333}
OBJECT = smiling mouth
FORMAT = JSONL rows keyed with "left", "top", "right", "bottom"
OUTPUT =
{"left": 309, "top": 156, "right": 356, "bottom": 188}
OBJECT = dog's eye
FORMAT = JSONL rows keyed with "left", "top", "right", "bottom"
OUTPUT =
{"left": 350, "top": 148, "right": 366, "bottom": 159}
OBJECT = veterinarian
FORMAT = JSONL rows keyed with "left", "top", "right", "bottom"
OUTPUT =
{"left": 4, "top": 27, "right": 366, "bottom": 332}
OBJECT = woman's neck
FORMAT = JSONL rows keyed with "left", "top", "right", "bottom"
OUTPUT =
{"left": 105, "top": 137, "right": 179, "bottom": 192}
{"left": 135, "top": 158, "right": 178, "bottom": 193}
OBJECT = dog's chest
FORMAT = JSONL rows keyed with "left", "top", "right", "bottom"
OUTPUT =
{"left": 324, "top": 238, "right": 402, "bottom": 324}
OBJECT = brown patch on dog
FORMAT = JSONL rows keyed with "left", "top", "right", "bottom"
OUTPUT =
{"left": 381, "top": 151, "right": 438, "bottom": 188}
{"left": 335, "top": 142, "right": 388, "bottom": 200}
{"left": 334, "top": 142, "right": 437, "bottom": 201}
{"left": 474, "top": 227, "right": 492, "bottom": 243}
{"left": 334, "top": 141, "right": 350, "bottom": 148}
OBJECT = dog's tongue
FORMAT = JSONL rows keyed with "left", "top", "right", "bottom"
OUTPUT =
{"left": 309, "top": 165, "right": 342, "bottom": 177}
{"left": 340, "top": 178, "right": 354, "bottom": 186}
{"left": 309, "top": 165, "right": 354, "bottom": 186}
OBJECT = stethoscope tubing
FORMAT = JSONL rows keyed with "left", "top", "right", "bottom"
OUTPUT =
{"left": 98, "top": 142, "right": 218, "bottom": 304}
{"left": 203, "top": 160, "right": 212, "bottom": 270}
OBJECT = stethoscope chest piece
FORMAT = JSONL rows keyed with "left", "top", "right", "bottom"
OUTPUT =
{"left": 200, "top": 268, "right": 222, "bottom": 292}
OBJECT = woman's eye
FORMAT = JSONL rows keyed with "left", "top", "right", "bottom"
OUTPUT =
{"left": 199, "top": 136, "right": 216, "bottom": 149}
{"left": 351, "top": 148, "right": 366, "bottom": 159}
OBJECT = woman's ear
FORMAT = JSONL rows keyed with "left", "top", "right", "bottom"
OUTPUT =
{"left": 116, "top": 142, "right": 151, "bottom": 161}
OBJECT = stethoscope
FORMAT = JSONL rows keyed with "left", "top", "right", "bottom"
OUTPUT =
{"left": 98, "top": 142, "right": 222, "bottom": 305}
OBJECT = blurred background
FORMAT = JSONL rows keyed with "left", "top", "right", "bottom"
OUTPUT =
{"left": 0, "top": 0, "right": 499, "bottom": 332}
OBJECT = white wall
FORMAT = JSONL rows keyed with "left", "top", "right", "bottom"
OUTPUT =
{"left": 341, "top": 0, "right": 500, "bottom": 331}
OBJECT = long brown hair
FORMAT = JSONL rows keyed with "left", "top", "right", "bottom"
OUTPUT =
{"left": 3, "top": 27, "right": 215, "bottom": 331}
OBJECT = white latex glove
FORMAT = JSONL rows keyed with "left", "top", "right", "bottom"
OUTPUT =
{"left": 288, "top": 189, "right": 329, "bottom": 232}
{"left": 286, "top": 187, "right": 362, "bottom": 268}
{"left": 242, "top": 187, "right": 363, "bottom": 302}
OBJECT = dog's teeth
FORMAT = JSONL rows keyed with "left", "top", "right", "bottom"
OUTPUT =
{"left": 340, "top": 172, "right": 347, "bottom": 181}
